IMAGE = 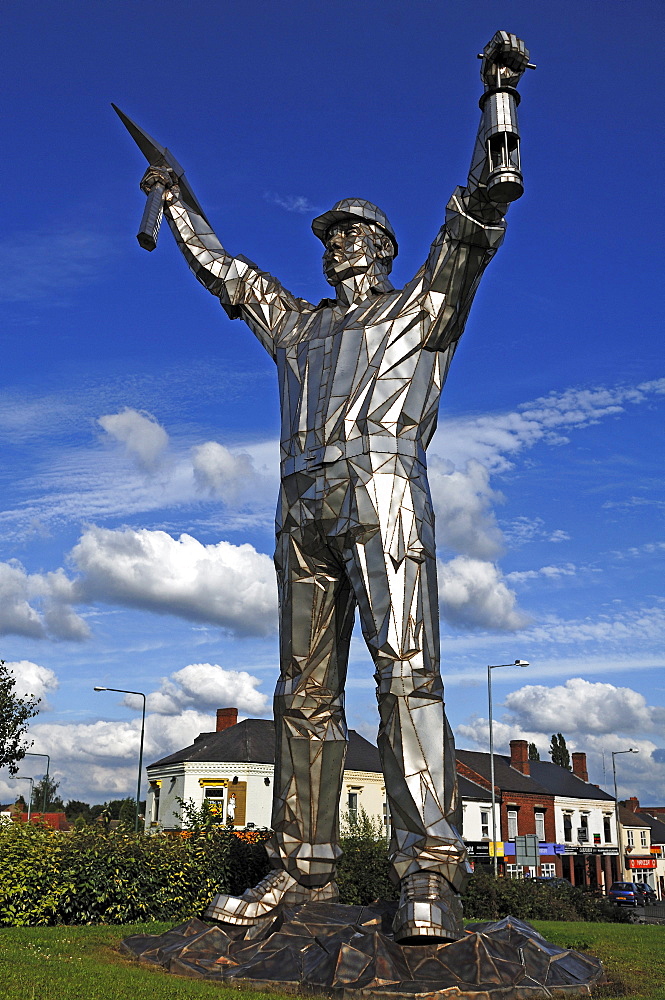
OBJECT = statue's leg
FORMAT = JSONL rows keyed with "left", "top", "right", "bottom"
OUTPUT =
{"left": 343, "top": 461, "right": 469, "bottom": 940}
{"left": 205, "top": 478, "right": 355, "bottom": 926}
{"left": 267, "top": 509, "right": 356, "bottom": 890}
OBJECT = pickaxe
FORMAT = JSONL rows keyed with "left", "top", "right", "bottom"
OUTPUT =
{"left": 112, "top": 104, "right": 210, "bottom": 251}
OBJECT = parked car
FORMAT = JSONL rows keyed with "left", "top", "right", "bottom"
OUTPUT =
{"left": 533, "top": 877, "right": 573, "bottom": 888}
{"left": 608, "top": 881, "right": 649, "bottom": 906}
{"left": 635, "top": 882, "right": 657, "bottom": 905}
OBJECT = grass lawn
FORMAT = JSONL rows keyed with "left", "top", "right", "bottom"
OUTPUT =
{"left": 0, "top": 920, "right": 663, "bottom": 999}
{"left": 532, "top": 921, "right": 665, "bottom": 1000}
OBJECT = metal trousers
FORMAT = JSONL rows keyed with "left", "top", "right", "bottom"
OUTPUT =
{"left": 266, "top": 457, "right": 468, "bottom": 890}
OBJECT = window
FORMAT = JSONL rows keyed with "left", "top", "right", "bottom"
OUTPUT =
{"left": 505, "top": 864, "right": 522, "bottom": 880}
{"left": 541, "top": 863, "right": 556, "bottom": 878}
{"left": 563, "top": 813, "right": 572, "bottom": 842}
{"left": 507, "top": 809, "right": 518, "bottom": 840}
{"left": 151, "top": 785, "right": 160, "bottom": 823}
{"left": 626, "top": 829, "right": 634, "bottom": 847}
{"left": 204, "top": 787, "right": 225, "bottom": 817}
{"left": 480, "top": 810, "right": 490, "bottom": 839}
{"left": 578, "top": 814, "right": 589, "bottom": 842}
{"left": 348, "top": 791, "right": 358, "bottom": 822}
{"left": 535, "top": 811, "right": 545, "bottom": 842}
{"left": 640, "top": 831, "right": 648, "bottom": 848}
{"left": 603, "top": 814, "right": 612, "bottom": 843}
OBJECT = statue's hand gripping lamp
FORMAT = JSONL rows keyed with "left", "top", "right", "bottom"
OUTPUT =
{"left": 478, "top": 32, "right": 535, "bottom": 204}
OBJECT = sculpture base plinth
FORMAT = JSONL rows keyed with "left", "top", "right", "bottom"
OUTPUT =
{"left": 121, "top": 901, "right": 606, "bottom": 998}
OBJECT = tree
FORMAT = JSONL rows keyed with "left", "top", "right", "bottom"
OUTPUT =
{"left": 528, "top": 742, "right": 540, "bottom": 761}
{"left": 65, "top": 799, "right": 92, "bottom": 823}
{"left": 0, "top": 660, "right": 40, "bottom": 775}
{"left": 31, "top": 775, "right": 64, "bottom": 813}
{"left": 549, "top": 733, "right": 571, "bottom": 769}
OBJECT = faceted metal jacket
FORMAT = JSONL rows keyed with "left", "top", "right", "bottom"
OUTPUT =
{"left": 165, "top": 188, "right": 505, "bottom": 479}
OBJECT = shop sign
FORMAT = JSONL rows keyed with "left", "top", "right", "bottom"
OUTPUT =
{"left": 627, "top": 857, "right": 657, "bottom": 869}
{"left": 465, "top": 842, "right": 491, "bottom": 858}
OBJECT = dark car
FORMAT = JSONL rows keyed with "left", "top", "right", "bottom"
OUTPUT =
{"left": 533, "top": 877, "right": 573, "bottom": 888}
{"left": 608, "top": 881, "right": 648, "bottom": 906}
{"left": 635, "top": 882, "right": 657, "bottom": 905}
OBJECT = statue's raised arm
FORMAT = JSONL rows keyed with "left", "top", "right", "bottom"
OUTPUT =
{"left": 140, "top": 165, "right": 309, "bottom": 360}
{"left": 422, "top": 31, "right": 531, "bottom": 352}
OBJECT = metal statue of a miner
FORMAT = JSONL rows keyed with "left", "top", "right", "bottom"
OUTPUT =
{"left": 122, "top": 31, "right": 532, "bottom": 943}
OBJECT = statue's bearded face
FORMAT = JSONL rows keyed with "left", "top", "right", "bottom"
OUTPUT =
{"left": 323, "top": 221, "right": 394, "bottom": 285}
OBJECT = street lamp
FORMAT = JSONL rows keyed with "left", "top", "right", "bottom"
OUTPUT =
{"left": 24, "top": 752, "right": 51, "bottom": 814}
{"left": 10, "top": 775, "right": 34, "bottom": 822}
{"left": 94, "top": 686, "right": 146, "bottom": 832}
{"left": 487, "top": 660, "right": 530, "bottom": 876}
{"left": 612, "top": 748, "right": 639, "bottom": 882}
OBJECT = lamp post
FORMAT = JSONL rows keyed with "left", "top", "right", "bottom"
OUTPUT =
{"left": 94, "top": 686, "right": 146, "bottom": 832}
{"left": 24, "top": 752, "right": 51, "bottom": 814}
{"left": 10, "top": 775, "right": 34, "bottom": 822}
{"left": 488, "top": 660, "right": 530, "bottom": 876}
{"left": 612, "top": 748, "right": 638, "bottom": 882}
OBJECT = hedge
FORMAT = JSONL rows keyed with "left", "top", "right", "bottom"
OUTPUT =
{"left": 0, "top": 816, "right": 624, "bottom": 926}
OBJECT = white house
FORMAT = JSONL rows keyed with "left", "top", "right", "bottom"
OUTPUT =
{"left": 145, "top": 708, "right": 387, "bottom": 832}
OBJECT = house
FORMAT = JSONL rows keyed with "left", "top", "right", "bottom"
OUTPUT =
{"left": 457, "top": 740, "right": 620, "bottom": 888}
{"left": 145, "top": 708, "right": 387, "bottom": 832}
{"left": 457, "top": 773, "right": 497, "bottom": 869}
{"left": 619, "top": 797, "right": 665, "bottom": 898}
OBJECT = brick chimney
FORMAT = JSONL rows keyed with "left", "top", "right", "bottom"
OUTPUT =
{"left": 571, "top": 752, "right": 588, "bottom": 782}
{"left": 625, "top": 796, "right": 640, "bottom": 813}
{"left": 510, "top": 739, "right": 530, "bottom": 776}
{"left": 216, "top": 707, "right": 238, "bottom": 732}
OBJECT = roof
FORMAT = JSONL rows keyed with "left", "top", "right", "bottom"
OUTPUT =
{"left": 148, "top": 718, "right": 382, "bottom": 773}
{"left": 528, "top": 760, "right": 615, "bottom": 801}
{"left": 456, "top": 749, "right": 550, "bottom": 796}
{"left": 457, "top": 774, "right": 492, "bottom": 801}
{"left": 455, "top": 750, "right": 615, "bottom": 802}
{"left": 636, "top": 811, "right": 665, "bottom": 844}
{"left": 619, "top": 804, "right": 653, "bottom": 829}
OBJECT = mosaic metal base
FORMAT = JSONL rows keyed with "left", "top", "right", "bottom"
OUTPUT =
{"left": 121, "top": 901, "right": 606, "bottom": 998}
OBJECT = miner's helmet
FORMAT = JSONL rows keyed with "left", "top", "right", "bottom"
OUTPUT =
{"left": 312, "top": 198, "right": 398, "bottom": 258}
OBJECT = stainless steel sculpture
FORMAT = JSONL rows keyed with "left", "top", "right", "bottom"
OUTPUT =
{"left": 119, "top": 31, "right": 531, "bottom": 944}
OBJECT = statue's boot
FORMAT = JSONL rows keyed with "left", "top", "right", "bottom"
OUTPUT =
{"left": 392, "top": 871, "right": 464, "bottom": 943}
{"left": 205, "top": 869, "right": 338, "bottom": 927}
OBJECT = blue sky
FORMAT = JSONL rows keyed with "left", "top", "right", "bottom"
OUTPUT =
{"left": 2, "top": 0, "right": 663, "bottom": 808}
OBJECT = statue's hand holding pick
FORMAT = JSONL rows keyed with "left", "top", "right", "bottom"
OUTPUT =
{"left": 481, "top": 31, "right": 530, "bottom": 91}
{"left": 140, "top": 166, "right": 179, "bottom": 203}
{"left": 137, "top": 166, "right": 178, "bottom": 252}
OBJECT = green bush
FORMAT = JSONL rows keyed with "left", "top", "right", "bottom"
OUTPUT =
{"left": 0, "top": 819, "right": 232, "bottom": 926}
{"left": 0, "top": 817, "right": 628, "bottom": 927}
{"left": 337, "top": 810, "right": 397, "bottom": 905}
{"left": 462, "top": 870, "right": 627, "bottom": 923}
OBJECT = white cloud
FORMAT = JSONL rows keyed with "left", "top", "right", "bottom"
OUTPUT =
{"left": 3, "top": 660, "right": 59, "bottom": 707}
{"left": 264, "top": 192, "right": 317, "bottom": 214}
{"left": 501, "top": 517, "right": 570, "bottom": 547}
{"left": 98, "top": 408, "right": 169, "bottom": 471}
{"left": 0, "top": 560, "right": 89, "bottom": 640}
{"left": 431, "top": 379, "right": 665, "bottom": 475}
{"left": 0, "top": 709, "right": 217, "bottom": 803}
{"left": 0, "top": 561, "right": 43, "bottom": 638}
{"left": 429, "top": 459, "right": 504, "bottom": 558}
{"left": 503, "top": 678, "right": 665, "bottom": 736}
{"left": 192, "top": 441, "right": 258, "bottom": 502}
{"left": 438, "top": 556, "right": 530, "bottom": 631}
{"left": 72, "top": 525, "right": 277, "bottom": 636}
{"left": 127, "top": 662, "right": 268, "bottom": 716}
{"left": 507, "top": 563, "right": 577, "bottom": 585}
